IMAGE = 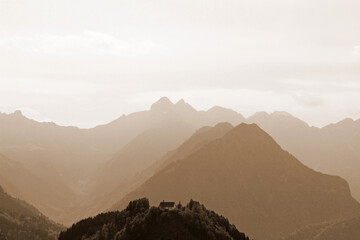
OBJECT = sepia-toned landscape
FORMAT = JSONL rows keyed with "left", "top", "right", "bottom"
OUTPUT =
{"left": 1, "top": 0, "right": 360, "bottom": 239}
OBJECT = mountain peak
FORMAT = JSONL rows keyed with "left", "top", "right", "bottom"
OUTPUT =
{"left": 150, "top": 97, "right": 174, "bottom": 111}
{"left": 214, "top": 121, "right": 233, "bottom": 129}
{"left": 248, "top": 111, "right": 269, "bottom": 119}
{"left": 233, "top": 122, "right": 265, "bottom": 133}
{"left": 271, "top": 111, "right": 292, "bottom": 117}
{"left": 13, "top": 110, "right": 24, "bottom": 116}
{"left": 175, "top": 98, "right": 185, "bottom": 105}
{"left": 175, "top": 98, "right": 197, "bottom": 112}
{"left": 226, "top": 123, "right": 271, "bottom": 141}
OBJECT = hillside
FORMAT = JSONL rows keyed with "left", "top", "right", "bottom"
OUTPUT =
{"left": 146, "top": 122, "right": 234, "bottom": 175}
{"left": 0, "top": 111, "right": 106, "bottom": 224}
{"left": 246, "top": 112, "right": 360, "bottom": 200}
{"left": 112, "top": 123, "right": 360, "bottom": 240}
{"left": 285, "top": 216, "right": 360, "bottom": 240}
{"left": 0, "top": 153, "right": 75, "bottom": 223}
{"left": 0, "top": 97, "right": 244, "bottom": 225}
{"left": 59, "top": 198, "right": 249, "bottom": 240}
{"left": 0, "top": 185, "right": 63, "bottom": 240}
{"left": 93, "top": 121, "right": 194, "bottom": 198}
{"left": 88, "top": 122, "right": 234, "bottom": 218}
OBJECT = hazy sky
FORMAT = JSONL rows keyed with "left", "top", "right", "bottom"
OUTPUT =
{"left": 1, "top": 0, "right": 359, "bottom": 128}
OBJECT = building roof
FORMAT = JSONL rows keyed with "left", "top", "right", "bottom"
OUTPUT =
{"left": 159, "top": 201, "right": 175, "bottom": 208}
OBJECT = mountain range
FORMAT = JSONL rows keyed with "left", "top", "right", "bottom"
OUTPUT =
{"left": 0, "top": 97, "right": 245, "bottom": 224}
{"left": 0, "top": 97, "right": 359, "bottom": 235}
{"left": 246, "top": 111, "right": 360, "bottom": 201}
{"left": 112, "top": 123, "right": 360, "bottom": 240}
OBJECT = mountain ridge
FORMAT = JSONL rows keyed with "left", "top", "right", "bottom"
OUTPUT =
{"left": 112, "top": 123, "right": 360, "bottom": 240}
{"left": 0, "top": 185, "right": 64, "bottom": 239}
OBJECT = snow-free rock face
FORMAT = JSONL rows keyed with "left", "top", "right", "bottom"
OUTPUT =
{"left": 114, "top": 123, "right": 360, "bottom": 240}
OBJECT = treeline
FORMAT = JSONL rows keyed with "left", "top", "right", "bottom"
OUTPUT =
{"left": 59, "top": 198, "right": 249, "bottom": 240}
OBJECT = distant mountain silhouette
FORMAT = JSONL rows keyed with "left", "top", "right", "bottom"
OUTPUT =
{"left": 59, "top": 198, "right": 249, "bottom": 240}
{"left": 147, "top": 122, "right": 234, "bottom": 175}
{"left": 112, "top": 123, "right": 360, "bottom": 240}
{"left": 92, "top": 121, "right": 195, "bottom": 207}
{"left": 88, "top": 122, "right": 234, "bottom": 218}
{"left": 0, "top": 98, "right": 245, "bottom": 225}
{"left": 1, "top": 98, "right": 359, "bottom": 229}
{"left": 285, "top": 216, "right": 360, "bottom": 240}
{"left": 0, "top": 153, "right": 75, "bottom": 223}
{"left": 0, "top": 111, "right": 104, "bottom": 224}
{"left": 0, "top": 185, "right": 63, "bottom": 239}
{"left": 89, "top": 97, "right": 244, "bottom": 152}
{"left": 246, "top": 112, "right": 360, "bottom": 201}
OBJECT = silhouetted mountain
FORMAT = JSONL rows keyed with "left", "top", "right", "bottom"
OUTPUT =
{"left": 144, "top": 122, "right": 234, "bottom": 177}
{"left": 246, "top": 112, "right": 360, "bottom": 201}
{"left": 89, "top": 122, "right": 234, "bottom": 218}
{"left": 0, "top": 185, "right": 63, "bottom": 240}
{"left": 285, "top": 216, "right": 360, "bottom": 240}
{"left": 0, "top": 98, "right": 245, "bottom": 225}
{"left": 112, "top": 123, "right": 360, "bottom": 240}
{"left": 89, "top": 97, "right": 244, "bottom": 153}
{"left": 59, "top": 198, "right": 249, "bottom": 240}
{"left": 0, "top": 153, "right": 75, "bottom": 223}
{"left": 0, "top": 111, "right": 103, "bottom": 224}
{"left": 92, "top": 121, "right": 195, "bottom": 207}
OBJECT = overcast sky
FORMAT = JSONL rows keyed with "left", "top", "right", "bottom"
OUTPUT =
{"left": 1, "top": 0, "right": 359, "bottom": 128}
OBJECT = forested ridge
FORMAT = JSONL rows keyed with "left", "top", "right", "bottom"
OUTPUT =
{"left": 59, "top": 198, "right": 249, "bottom": 240}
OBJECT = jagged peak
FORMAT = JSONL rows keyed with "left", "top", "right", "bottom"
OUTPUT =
{"left": 175, "top": 98, "right": 196, "bottom": 112}
{"left": 150, "top": 97, "right": 174, "bottom": 111}
{"left": 175, "top": 99, "right": 185, "bottom": 105}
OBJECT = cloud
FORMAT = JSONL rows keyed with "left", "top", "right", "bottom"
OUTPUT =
{"left": 0, "top": 31, "right": 161, "bottom": 57}
{"left": 293, "top": 94, "right": 324, "bottom": 107}
{"left": 354, "top": 45, "right": 360, "bottom": 56}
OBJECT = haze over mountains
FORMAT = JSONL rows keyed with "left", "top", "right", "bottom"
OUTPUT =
{"left": 285, "top": 216, "right": 360, "bottom": 240}
{"left": 112, "top": 123, "right": 360, "bottom": 240}
{"left": 0, "top": 185, "right": 63, "bottom": 239}
{"left": 246, "top": 111, "right": 360, "bottom": 200}
{"left": 0, "top": 97, "right": 359, "bottom": 240}
{"left": 0, "top": 97, "right": 245, "bottom": 224}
